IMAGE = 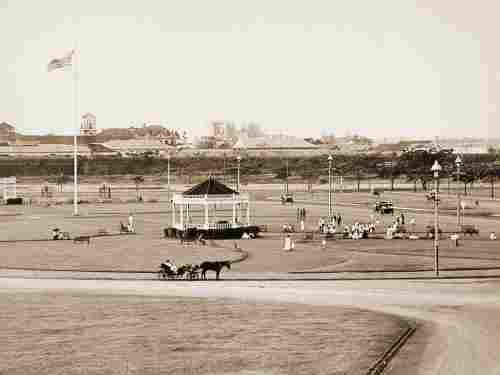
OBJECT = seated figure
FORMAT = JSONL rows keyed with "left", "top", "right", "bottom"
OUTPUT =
{"left": 52, "top": 228, "right": 63, "bottom": 240}
{"left": 161, "top": 259, "right": 177, "bottom": 273}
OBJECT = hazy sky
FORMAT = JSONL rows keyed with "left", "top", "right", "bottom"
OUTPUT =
{"left": 1, "top": 1, "right": 499, "bottom": 140}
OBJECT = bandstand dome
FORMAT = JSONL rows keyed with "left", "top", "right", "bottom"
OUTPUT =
{"left": 183, "top": 177, "right": 238, "bottom": 196}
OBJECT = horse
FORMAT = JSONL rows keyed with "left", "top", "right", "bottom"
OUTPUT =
{"left": 200, "top": 260, "right": 231, "bottom": 280}
{"left": 188, "top": 264, "right": 201, "bottom": 280}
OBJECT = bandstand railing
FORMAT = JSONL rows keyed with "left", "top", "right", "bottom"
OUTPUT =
{"left": 175, "top": 222, "right": 248, "bottom": 231}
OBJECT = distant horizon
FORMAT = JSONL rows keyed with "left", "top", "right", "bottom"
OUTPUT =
{"left": 2, "top": 1, "right": 500, "bottom": 140}
{"left": 6, "top": 122, "right": 500, "bottom": 145}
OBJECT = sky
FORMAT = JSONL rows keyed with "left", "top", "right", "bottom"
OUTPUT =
{"left": 1, "top": 1, "right": 499, "bottom": 140}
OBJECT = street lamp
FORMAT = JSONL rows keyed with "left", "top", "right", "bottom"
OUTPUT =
{"left": 236, "top": 155, "right": 241, "bottom": 192}
{"left": 431, "top": 160, "right": 442, "bottom": 277}
{"left": 285, "top": 159, "right": 289, "bottom": 195}
{"left": 167, "top": 152, "right": 171, "bottom": 203}
{"left": 455, "top": 155, "right": 462, "bottom": 231}
{"left": 328, "top": 155, "right": 333, "bottom": 219}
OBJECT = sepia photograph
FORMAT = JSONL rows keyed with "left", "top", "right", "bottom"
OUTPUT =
{"left": 1, "top": 1, "right": 500, "bottom": 374}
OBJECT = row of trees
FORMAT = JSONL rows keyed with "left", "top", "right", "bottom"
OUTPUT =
{"left": 1, "top": 151, "right": 499, "bottom": 196}
{"left": 273, "top": 151, "right": 500, "bottom": 196}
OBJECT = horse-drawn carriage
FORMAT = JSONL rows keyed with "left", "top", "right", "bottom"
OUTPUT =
{"left": 158, "top": 260, "right": 231, "bottom": 281}
{"left": 158, "top": 263, "right": 201, "bottom": 280}
{"left": 374, "top": 201, "right": 394, "bottom": 215}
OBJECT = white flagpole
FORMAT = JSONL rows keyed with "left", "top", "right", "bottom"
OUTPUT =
{"left": 73, "top": 48, "right": 79, "bottom": 216}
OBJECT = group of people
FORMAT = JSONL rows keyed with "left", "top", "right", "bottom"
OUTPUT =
{"left": 385, "top": 220, "right": 404, "bottom": 239}
{"left": 161, "top": 259, "right": 177, "bottom": 273}
{"left": 51, "top": 228, "right": 68, "bottom": 240}
{"left": 345, "top": 222, "right": 376, "bottom": 240}
{"left": 241, "top": 232, "right": 256, "bottom": 239}
{"left": 317, "top": 215, "right": 342, "bottom": 234}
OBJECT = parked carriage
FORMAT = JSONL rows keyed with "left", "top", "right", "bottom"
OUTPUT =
{"left": 374, "top": 201, "right": 394, "bottom": 215}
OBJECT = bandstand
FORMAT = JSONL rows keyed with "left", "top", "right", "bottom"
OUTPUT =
{"left": 169, "top": 177, "right": 258, "bottom": 239}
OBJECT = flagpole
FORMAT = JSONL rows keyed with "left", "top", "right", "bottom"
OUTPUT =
{"left": 73, "top": 48, "right": 79, "bottom": 216}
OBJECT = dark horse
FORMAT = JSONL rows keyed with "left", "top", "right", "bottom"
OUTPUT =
{"left": 200, "top": 261, "right": 231, "bottom": 280}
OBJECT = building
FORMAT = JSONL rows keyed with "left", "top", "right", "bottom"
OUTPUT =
{"left": 0, "top": 143, "right": 92, "bottom": 158}
{"left": 233, "top": 134, "right": 318, "bottom": 150}
{"left": 0, "top": 122, "right": 16, "bottom": 143}
{"left": 80, "top": 113, "right": 97, "bottom": 136}
{"left": 209, "top": 121, "right": 226, "bottom": 140}
{"left": 102, "top": 138, "right": 175, "bottom": 157}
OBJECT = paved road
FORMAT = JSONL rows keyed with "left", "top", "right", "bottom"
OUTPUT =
{"left": 2, "top": 274, "right": 500, "bottom": 374}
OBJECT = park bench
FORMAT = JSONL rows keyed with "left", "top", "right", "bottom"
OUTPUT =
{"left": 425, "top": 225, "right": 443, "bottom": 239}
{"left": 460, "top": 224, "right": 479, "bottom": 236}
{"left": 73, "top": 235, "right": 91, "bottom": 245}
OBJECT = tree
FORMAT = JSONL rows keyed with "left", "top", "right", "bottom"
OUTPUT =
{"left": 273, "top": 166, "right": 288, "bottom": 181}
{"left": 133, "top": 176, "right": 145, "bottom": 201}
{"left": 353, "top": 168, "right": 365, "bottom": 192}
{"left": 299, "top": 166, "right": 321, "bottom": 192}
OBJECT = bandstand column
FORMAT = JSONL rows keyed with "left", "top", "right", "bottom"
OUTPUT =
{"left": 180, "top": 203, "right": 184, "bottom": 229}
{"left": 232, "top": 194, "right": 236, "bottom": 224}
{"left": 172, "top": 202, "right": 176, "bottom": 227}
{"left": 204, "top": 195, "right": 209, "bottom": 229}
{"left": 246, "top": 200, "right": 250, "bottom": 225}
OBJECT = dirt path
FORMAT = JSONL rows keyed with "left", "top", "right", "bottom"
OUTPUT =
{"left": 2, "top": 277, "right": 500, "bottom": 374}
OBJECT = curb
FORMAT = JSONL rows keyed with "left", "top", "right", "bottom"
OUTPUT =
{"left": 366, "top": 324, "right": 417, "bottom": 375}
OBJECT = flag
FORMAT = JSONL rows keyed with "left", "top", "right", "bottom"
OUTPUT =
{"left": 47, "top": 50, "right": 74, "bottom": 72}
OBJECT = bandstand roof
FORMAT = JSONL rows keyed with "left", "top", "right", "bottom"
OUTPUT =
{"left": 183, "top": 177, "right": 238, "bottom": 196}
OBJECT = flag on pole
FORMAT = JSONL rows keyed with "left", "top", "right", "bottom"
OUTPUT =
{"left": 47, "top": 50, "right": 74, "bottom": 72}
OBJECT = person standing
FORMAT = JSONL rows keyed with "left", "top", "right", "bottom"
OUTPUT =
{"left": 128, "top": 213, "right": 135, "bottom": 233}
{"left": 283, "top": 234, "right": 292, "bottom": 251}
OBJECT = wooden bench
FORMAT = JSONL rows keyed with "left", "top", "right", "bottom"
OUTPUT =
{"left": 461, "top": 225, "right": 479, "bottom": 236}
{"left": 73, "top": 235, "right": 91, "bottom": 245}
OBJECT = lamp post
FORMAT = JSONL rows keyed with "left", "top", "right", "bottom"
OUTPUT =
{"left": 328, "top": 155, "right": 333, "bottom": 219}
{"left": 236, "top": 155, "right": 241, "bottom": 192}
{"left": 455, "top": 155, "right": 462, "bottom": 231}
{"left": 285, "top": 159, "right": 289, "bottom": 194}
{"left": 167, "top": 152, "right": 171, "bottom": 203}
{"left": 431, "top": 160, "right": 442, "bottom": 277}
